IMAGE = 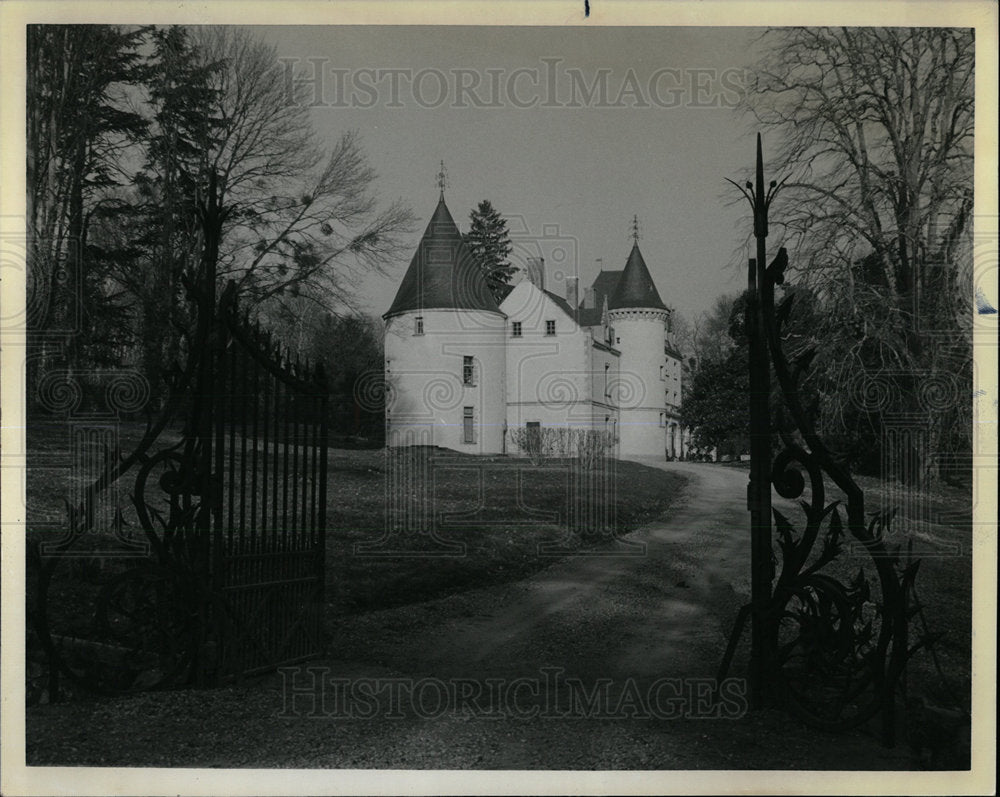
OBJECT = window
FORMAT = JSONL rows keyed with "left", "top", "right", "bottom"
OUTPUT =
{"left": 545, "top": 319, "right": 556, "bottom": 336}
{"left": 463, "top": 407, "right": 475, "bottom": 443}
{"left": 414, "top": 316, "right": 424, "bottom": 335}
{"left": 660, "top": 365, "right": 664, "bottom": 380}
{"left": 604, "top": 363, "right": 610, "bottom": 397}
{"left": 463, "top": 355, "right": 474, "bottom": 386}
{"left": 659, "top": 412, "right": 665, "bottom": 427}
{"left": 512, "top": 321, "right": 522, "bottom": 337}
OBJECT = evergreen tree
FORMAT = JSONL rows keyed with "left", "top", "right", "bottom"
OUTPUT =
{"left": 127, "top": 26, "right": 222, "bottom": 397}
{"left": 465, "top": 200, "right": 514, "bottom": 299}
{"left": 682, "top": 287, "right": 822, "bottom": 460}
{"left": 682, "top": 294, "right": 749, "bottom": 457}
{"left": 26, "top": 25, "right": 149, "bottom": 398}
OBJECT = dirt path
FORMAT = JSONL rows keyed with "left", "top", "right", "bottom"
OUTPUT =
{"left": 335, "top": 460, "right": 749, "bottom": 684}
{"left": 26, "top": 461, "right": 918, "bottom": 770}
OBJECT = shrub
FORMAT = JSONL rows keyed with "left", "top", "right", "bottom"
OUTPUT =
{"left": 507, "top": 426, "right": 616, "bottom": 470}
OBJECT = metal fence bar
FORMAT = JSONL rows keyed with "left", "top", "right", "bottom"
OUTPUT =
{"left": 203, "top": 297, "right": 328, "bottom": 682}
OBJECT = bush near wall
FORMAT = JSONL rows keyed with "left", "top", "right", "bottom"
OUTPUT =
{"left": 507, "top": 426, "right": 616, "bottom": 469}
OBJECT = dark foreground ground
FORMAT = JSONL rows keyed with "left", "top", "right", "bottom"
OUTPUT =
{"left": 25, "top": 459, "right": 973, "bottom": 770}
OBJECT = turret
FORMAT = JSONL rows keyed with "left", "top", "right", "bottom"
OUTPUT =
{"left": 383, "top": 183, "right": 506, "bottom": 453}
{"left": 606, "top": 222, "right": 672, "bottom": 458}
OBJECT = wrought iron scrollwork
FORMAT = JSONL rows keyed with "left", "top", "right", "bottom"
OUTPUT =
{"left": 28, "top": 278, "right": 216, "bottom": 695}
{"left": 718, "top": 135, "right": 921, "bottom": 746}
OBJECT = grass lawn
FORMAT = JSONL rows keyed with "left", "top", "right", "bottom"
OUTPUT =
{"left": 26, "top": 419, "right": 688, "bottom": 618}
{"left": 324, "top": 447, "right": 686, "bottom": 612}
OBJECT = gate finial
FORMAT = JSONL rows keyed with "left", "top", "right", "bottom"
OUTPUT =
{"left": 754, "top": 133, "right": 766, "bottom": 239}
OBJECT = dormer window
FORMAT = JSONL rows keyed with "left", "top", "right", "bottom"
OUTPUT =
{"left": 545, "top": 319, "right": 556, "bottom": 336}
{"left": 512, "top": 321, "right": 522, "bottom": 337}
{"left": 414, "top": 316, "right": 424, "bottom": 335}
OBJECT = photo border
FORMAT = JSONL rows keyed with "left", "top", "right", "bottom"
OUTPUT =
{"left": 1, "top": 2, "right": 996, "bottom": 795}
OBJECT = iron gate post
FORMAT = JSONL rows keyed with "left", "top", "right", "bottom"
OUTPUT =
{"left": 195, "top": 170, "right": 224, "bottom": 685}
{"left": 717, "top": 134, "right": 920, "bottom": 742}
{"left": 747, "top": 134, "right": 775, "bottom": 708}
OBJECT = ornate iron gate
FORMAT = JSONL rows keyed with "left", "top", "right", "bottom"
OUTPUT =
{"left": 717, "top": 136, "right": 921, "bottom": 746}
{"left": 207, "top": 285, "right": 328, "bottom": 678}
{"left": 28, "top": 176, "right": 329, "bottom": 696}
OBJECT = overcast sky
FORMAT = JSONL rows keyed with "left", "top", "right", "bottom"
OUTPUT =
{"left": 257, "top": 26, "right": 767, "bottom": 324}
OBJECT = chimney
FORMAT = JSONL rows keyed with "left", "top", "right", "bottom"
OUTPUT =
{"left": 583, "top": 286, "right": 595, "bottom": 309}
{"left": 565, "top": 275, "right": 579, "bottom": 309}
{"left": 525, "top": 257, "right": 545, "bottom": 291}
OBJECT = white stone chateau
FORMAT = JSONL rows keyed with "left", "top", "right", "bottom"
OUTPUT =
{"left": 383, "top": 191, "right": 684, "bottom": 459}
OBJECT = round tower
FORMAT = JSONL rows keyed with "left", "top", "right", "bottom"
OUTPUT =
{"left": 606, "top": 237, "right": 671, "bottom": 458}
{"left": 383, "top": 191, "right": 506, "bottom": 453}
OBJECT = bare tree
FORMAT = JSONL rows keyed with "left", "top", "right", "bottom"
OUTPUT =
{"left": 691, "top": 293, "right": 740, "bottom": 366}
{"left": 191, "top": 27, "right": 414, "bottom": 316}
{"left": 742, "top": 27, "right": 974, "bottom": 484}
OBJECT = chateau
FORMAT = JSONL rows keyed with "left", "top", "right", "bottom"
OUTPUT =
{"left": 383, "top": 191, "right": 684, "bottom": 459}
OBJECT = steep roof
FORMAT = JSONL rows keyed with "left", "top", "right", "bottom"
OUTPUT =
{"left": 608, "top": 242, "right": 667, "bottom": 310}
{"left": 576, "top": 307, "right": 604, "bottom": 328}
{"left": 576, "top": 269, "right": 621, "bottom": 328}
{"left": 384, "top": 196, "right": 502, "bottom": 319}
{"left": 590, "top": 270, "right": 623, "bottom": 308}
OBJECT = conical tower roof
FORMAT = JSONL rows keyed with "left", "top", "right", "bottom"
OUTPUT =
{"left": 608, "top": 242, "right": 667, "bottom": 310}
{"left": 384, "top": 196, "right": 501, "bottom": 319}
